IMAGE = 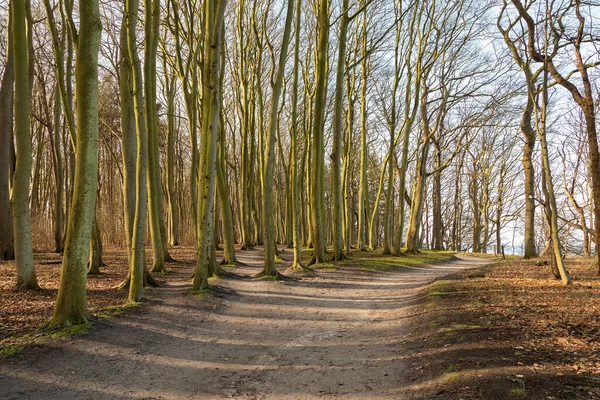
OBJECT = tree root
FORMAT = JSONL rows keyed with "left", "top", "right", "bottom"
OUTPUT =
{"left": 285, "top": 263, "right": 313, "bottom": 275}
{"left": 151, "top": 264, "right": 168, "bottom": 274}
{"left": 330, "top": 252, "right": 350, "bottom": 262}
{"left": 307, "top": 256, "right": 329, "bottom": 266}
{"left": 211, "top": 265, "right": 244, "bottom": 279}
{"left": 404, "top": 248, "right": 421, "bottom": 255}
{"left": 117, "top": 269, "right": 160, "bottom": 290}
{"left": 219, "top": 258, "right": 246, "bottom": 266}
{"left": 87, "top": 268, "right": 103, "bottom": 276}
{"left": 252, "top": 269, "right": 295, "bottom": 281}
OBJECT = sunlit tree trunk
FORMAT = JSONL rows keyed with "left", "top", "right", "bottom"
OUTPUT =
{"left": 11, "top": 0, "right": 38, "bottom": 290}
{"left": 50, "top": 85, "right": 64, "bottom": 253}
{"left": 125, "top": 0, "right": 150, "bottom": 302}
{"left": 164, "top": 61, "right": 179, "bottom": 247}
{"left": 260, "top": 0, "right": 294, "bottom": 277}
{"left": 331, "top": 0, "right": 350, "bottom": 261}
{"left": 309, "top": 0, "right": 329, "bottom": 265}
{"left": 192, "top": 0, "right": 227, "bottom": 290}
{"left": 288, "top": 0, "right": 303, "bottom": 269}
{"left": 356, "top": 8, "right": 369, "bottom": 252}
{"left": 49, "top": 0, "right": 102, "bottom": 325}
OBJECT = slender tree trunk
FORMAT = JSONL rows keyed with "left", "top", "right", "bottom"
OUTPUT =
{"left": 330, "top": 0, "right": 349, "bottom": 261}
{"left": 0, "top": 2, "right": 15, "bottom": 261}
{"left": 356, "top": 12, "right": 369, "bottom": 252}
{"left": 192, "top": 0, "right": 227, "bottom": 290}
{"left": 260, "top": 0, "right": 294, "bottom": 277}
{"left": 11, "top": 0, "right": 38, "bottom": 290}
{"left": 216, "top": 109, "right": 238, "bottom": 265}
{"left": 288, "top": 0, "right": 303, "bottom": 269}
{"left": 125, "top": 0, "right": 150, "bottom": 302}
{"left": 521, "top": 102, "right": 537, "bottom": 258}
{"left": 50, "top": 85, "right": 64, "bottom": 253}
{"left": 164, "top": 70, "right": 179, "bottom": 246}
{"left": 49, "top": 0, "right": 102, "bottom": 325}
{"left": 309, "top": 0, "right": 329, "bottom": 265}
{"left": 87, "top": 214, "right": 103, "bottom": 275}
{"left": 144, "top": 0, "right": 165, "bottom": 273}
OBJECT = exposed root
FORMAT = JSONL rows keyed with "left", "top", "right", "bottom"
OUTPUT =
{"left": 252, "top": 269, "right": 295, "bottom": 281}
{"left": 15, "top": 281, "right": 41, "bottom": 291}
{"left": 405, "top": 248, "right": 421, "bottom": 255}
{"left": 285, "top": 263, "right": 313, "bottom": 275}
{"left": 117, "top": 270, "right": 160, "bottom": 290}
{"left": 219, "top": 258, "right": 246, "bottom": 267}
{"left": 330, "top": 252, "right": 350, "bottom": 262}
{"left": 210, "top": 285, "right": 239, "bottom": 297}
{"left": 307, "top": 256, "right": 329, "bottom": 266}
{"left": 151, "top": 265, "right": 168, "bottom": 274}
{"left": 211, "top": 265, "right": 244, "bottom": 279}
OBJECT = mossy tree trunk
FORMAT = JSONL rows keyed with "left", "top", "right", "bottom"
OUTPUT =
{"left": 11, "top": 0, "right": 38, "bottom": 290}
{"left": 164, "top": 66, "right": 179, "bottom": 247}
{"left": 144, "top": 0, "right": 165, "bottom": 274}
{"left": 192, "top": 0, "right": 227, "bottom": 290}
{"left": 49, "top": 0, "right": 102, "bottom": 326}
{"left": 288, "top": 0, "right": 304, "bottom": 269}
{"left": 330, "top": 0, "right": 350, "bottom": 262}
{"left": 216, "top": 112, "right": 238, "bottom": 265}
{"left": 125, "top": 0, "right": 150, "bottom": 302}
{"left": 308, "top": 0, "right": 329, "bottom": 265}
{"left": 260, "top": 0, "right": 294, "bottom": 277}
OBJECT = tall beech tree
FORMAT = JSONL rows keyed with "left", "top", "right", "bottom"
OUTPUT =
{"left": 192, "top": 0, "right": 227, "bottom": 290}
{"left": 49, "top": 0, "right": 102, "bottom": 326}
{"left": 259, "top": 0, "right": 295, "bottom": 277}
{"left": 11, "top": 0, "right": 38, "bottom": 289}
{"left": 0, "top": 1, "right": 15, "bottom": 261}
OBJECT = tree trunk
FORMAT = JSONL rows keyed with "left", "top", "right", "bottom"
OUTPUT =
{"left": 144, "top": 0, "right": 165, "bottom": 274}
{"left": 330, "top": 0, "right": 349, "bottom": 262}
{"left": 124, "top": 0, "right": 150, "bottom": 302}
{"left": 260, "top": 0, "right": 294, "bottom": 277}
{"left": 308, "top": 0, "right": 329, "bottom": 265}
{"left": 11, "top": 0, "right": 38, "bottom": 290}
{"left": 50, "top": 84, "right": 64, "bottom": 253}
{"left": 164, "top": 70, "right": 179, "bottom": 247}
{"left": 192, "top": 0, "right": 227, "bottom": 290}
{"left": 0, "top": 1, "right": 15, "bottom": 261}
{"left": 49, "top": 0, "right": 102, "bottom": 325}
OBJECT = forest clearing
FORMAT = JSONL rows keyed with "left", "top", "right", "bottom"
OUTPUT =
{"left": 2, "top": 0, "right": 600, "bottom": 398}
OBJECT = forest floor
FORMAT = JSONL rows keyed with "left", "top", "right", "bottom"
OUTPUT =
{"left": 408, "top": 255, "right": 600, "bottom": 399}
{"left": 0, "top": 248, "right": 598, "bottom": 399}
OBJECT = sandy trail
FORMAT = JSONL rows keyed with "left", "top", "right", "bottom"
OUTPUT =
{"left": 0, "top": 250, "right": 490, "bottom": 399}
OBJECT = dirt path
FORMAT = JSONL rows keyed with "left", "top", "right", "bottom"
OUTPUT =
{"left": 0, "top": 251, "right": 491, "bottom": 399}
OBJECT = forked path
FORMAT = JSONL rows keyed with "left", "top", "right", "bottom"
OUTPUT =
{"left": 0, "top": 251, "right": 490, "bottom": 399}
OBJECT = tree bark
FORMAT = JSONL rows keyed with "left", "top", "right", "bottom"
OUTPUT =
{"left": 0, "top": 1, "right": 15, "bottom": 261}
{"left": 192, "top": 0, "right": 227, "bottom": 290}
{"left": 49, "top": 0, "right": 102, "bottom": 325}
{"left": 308, "top": 0, "right": 329, "bottom": 265}
{"left": 12, "top": 0, "right": 38, "bottom": 289}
